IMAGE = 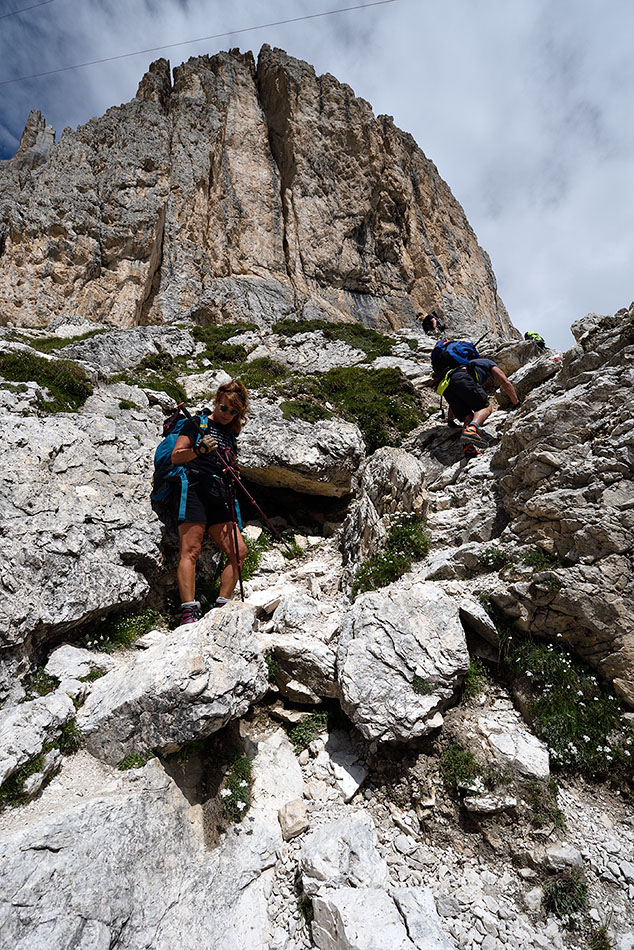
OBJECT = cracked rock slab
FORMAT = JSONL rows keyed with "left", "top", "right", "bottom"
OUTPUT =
{"left": 337, "top": 580, "right": 469, "bottom": 742}
{"left": 77, "top": 606, "right": 267, "bottom": 764}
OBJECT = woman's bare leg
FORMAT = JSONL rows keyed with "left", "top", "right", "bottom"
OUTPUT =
{"left": 176, "top": 522, "right": 206, "bottom": 603}
{"left": 208, "top": 522, "right": 249, "bottom": 600}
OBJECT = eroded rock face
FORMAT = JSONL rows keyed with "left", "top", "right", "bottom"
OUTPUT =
{"left": 494, "top": 314, "right": 634, "bottom": 701}
{"left": 238, "top": 401, "right": 365, "bottom": 497}
{"left": 0, "top": 48, "right": 512, "bottom": 338}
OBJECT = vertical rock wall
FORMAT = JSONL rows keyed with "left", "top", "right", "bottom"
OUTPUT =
{"left": 0, "top": 46, "right": 515, "bottom": 339}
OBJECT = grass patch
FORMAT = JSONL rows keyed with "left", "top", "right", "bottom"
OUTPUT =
{"left": 281, "top": 366, "right": 423, "bottom": 453}
{"left": 81, "top": 608, "right": 167, "bottom": 653}
{"left": 118, "top": 399, "right": 138, "bottom": 410}
{"left": 523, "top": 778, "right": 565, "bottom": 828}
{"left": 78, "top": 669, "right": 106, "bottom": 683}
{"left": 544, "top": 869, "right": 587, "bottom": 920}
{"left": 112, "top": 352, "right": 187, "bottom": 404}
{"left": 462, "top": 658, "right": 487, "bottom": 699}
{"left": 56, "top": 718, "right": 82, "bottom": 754}
{"left": 272, "top": 318, "right": 393, "bottom": 361}
{"left": 504, "top": 637, "right": 634, "bottom": 782}
{"left": 589, "top": 925, "right": 613, "bottom": 950}
{"left": 481, "top": 547, "right": 513, "bottom": 572}
{"left": 440, "top": 741, "right": 481, "bottom": 791}
{"left": 0, "top": 717, "right": 82, "bottom": 811}
{"left": 412, "top": 674, "right": 434, "bottom": 695}
{"left": 0, "top": 752, "right": 48, "bottom": 810}
{"left": 286, "top": 711, "right": 329, "bottom": 755}
{"left": 117, "top": 750, "right": 155, "bottom": 770}
{"left": 25, "top": 667, "right": 60, "bottom": 698}
{"left": 265, "top": 653, "right": 279, "bottom": 684}
{"left": 221, "top": 754, "right": 253, "bottom": 822}
{"left": 279, "top": 399, "right": 334, "bottom": 424}
{"left": 4, "top": 328, "right": 108, "bottom": 353}
{"left": 352, "top": 515, "right": 431, "bottom": 596}
{"left": 0, "top": 350, "right": 93, "bottom": 412}
{"left": 519, "top": 546, "right": 561, "bottom": 570}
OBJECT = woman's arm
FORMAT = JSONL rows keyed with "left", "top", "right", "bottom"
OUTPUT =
{"left": 171, "top": 433, "right": 197, "bottom": 465}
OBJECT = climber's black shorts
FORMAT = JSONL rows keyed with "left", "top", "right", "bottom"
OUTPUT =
{"left": 445, "top": 368, "right": 490, "bottom": 422}
{"left": 173, "top": 476, "right": 232, "bottom": 527}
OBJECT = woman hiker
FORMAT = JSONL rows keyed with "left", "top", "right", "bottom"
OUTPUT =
{"left": 171, "top": 379, "right": 249, "bottom": 625}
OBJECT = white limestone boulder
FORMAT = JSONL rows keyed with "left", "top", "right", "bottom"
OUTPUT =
{"left": 77, "top": 605, "right": 267, "bottom": 764}
{"left": 337, "top": 580, "right": 470, "bottom": 742}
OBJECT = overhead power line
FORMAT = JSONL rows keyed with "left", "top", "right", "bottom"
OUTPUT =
{"left": 0, "top": 0, "right": 398, "bottom": 86}
{"left": 0, "top": 0, "right": 55, "bottom": 20}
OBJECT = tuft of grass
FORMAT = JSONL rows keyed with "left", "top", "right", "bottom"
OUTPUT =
{"left": 440, "top": 741, "right": 481, "bottom": 791}
{"left": 0, "top": 350, "right": 93, "bottom": 412}
{"left": 462, "top": 658, "right": 487, "bottom": 699}
{"left": 281, "top": 536, "right": 306, "bottom": 560}
{"left": 4, "top": 328, "right": 108, "bottom": 353}
{"left": 481, "top": 547, "right": 512, "bottom": 572}
{"left": 523, "top": 778, "right": 565, "bottom": 829}
{"left": 272, "top": 318, "right": 394, "bottom": 361}
{"left": 519, "top": 546, "right": 561, "bottom": 570}
{"left": 221, "top": 754, "right": 253, "bottom": 822}
{"left": 412, "top": 674, "right": 434, "bottom": 695}
{"left": 112, "top": 352, "right": 187, "bottom": 404}
{"left": 81, "top": 608, "right": 167, "bottom": 653}
{"left": 352, "top": 515, "right": 431, "bottom": 596}
{"left": 286, "top": 711, "right": 329, "bottom": 755}
{"left": 118, "top": 399, "right": 138, "bottom": 410}
{"left": 589, "top": 925, "right": 613, "bottom": 950}
{"left": 56, "top": 718, "right": 82, "bottom": 754}
{"left": 26, "top": 667, "right": 60, "bottom": 698}
{"left": 0, "top": 753, "right": 48, "bottom": 810}
{"left": 544, "top": 869, "right": 587, "bottom": 920}
{"left": 279, "top": 399, "right": 334, "bottom": 424}
{"left": 117, "top": 750, "right": 155, "bottom": 771}
{"left": 265, "top": 653, "right": 279, "bottom": 684}
{"left": 405, "top": 338, "right": 419, "bottom": 352}
{"left": 78, "top": 669, "right": 106, "bottom": 683}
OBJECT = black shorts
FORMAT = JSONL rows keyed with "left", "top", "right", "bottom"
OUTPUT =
{"left": 173, "top": 476, "right": 232, "bottom": 527}
{"left": 445, "top": 369, "right": 490, "bottom": 421}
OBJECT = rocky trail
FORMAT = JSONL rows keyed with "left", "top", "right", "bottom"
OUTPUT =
{"left": 1, "top": 305, "right": 633, "bottom": 949}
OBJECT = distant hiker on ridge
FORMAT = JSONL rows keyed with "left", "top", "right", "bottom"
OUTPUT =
{"left": 417, "top": 310, "right": 446, "bottom": 335}
{"left": 443, "top": 356, "right": 519, "bottom": 458}
{"left": 170, "top": 380, "right": 249, "bottom": 624}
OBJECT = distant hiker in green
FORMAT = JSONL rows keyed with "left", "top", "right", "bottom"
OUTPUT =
{"left": 171, "top": 380, "right": 249, "bottom": 625}
{"left": 524, "top": 331, "right": 546, "bottom": 348}
{"left": 417, "top": 310, "right": 446, "bottom": 335}
{"left": 444, "top": 358, "right": 519, "bottom": 458}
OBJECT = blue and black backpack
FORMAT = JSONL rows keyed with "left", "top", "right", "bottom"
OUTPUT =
{"left": 430, "top": 338, "right": 480, "bottom": 377}
{"left": 150, "top": 408, "right": 209, "bottom": 514}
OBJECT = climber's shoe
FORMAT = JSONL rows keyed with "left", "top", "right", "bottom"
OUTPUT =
{"left": 462, "top": 442, "right": 482, "bottom": 459}
{"left": 180, "top": 601, "right": 202, "bottom": 624}
{"left": 460, "top": 423, "right": 490, "bottom": 448}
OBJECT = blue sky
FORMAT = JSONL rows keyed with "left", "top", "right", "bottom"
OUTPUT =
{"left": 1, "top": 0, "right": 633, "bottom": 350}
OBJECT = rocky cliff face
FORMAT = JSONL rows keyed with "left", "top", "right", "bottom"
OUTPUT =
{"left": 0, "top": 46, "right": 512, "bottom": 339}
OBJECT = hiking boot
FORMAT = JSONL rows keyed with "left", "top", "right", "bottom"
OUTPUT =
{"left": 180, "top": 601, "right": 202, "bottom": 625}
{"left": 460, "top": 423, "right": 489, "bottom": 448}
{"left": 213, "top": 597, "right": 230, "bottom": 609}
{"left": 462, "top": 442, "right": 482, "bottom": 459}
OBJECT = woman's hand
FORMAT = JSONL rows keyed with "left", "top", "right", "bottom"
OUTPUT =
{"left": 194, "top": 434, "right": 219, "bottom": 456}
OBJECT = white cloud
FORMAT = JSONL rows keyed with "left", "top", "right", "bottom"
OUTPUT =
{"left": 1, "top": 0, "right": 633, "bottom": 349}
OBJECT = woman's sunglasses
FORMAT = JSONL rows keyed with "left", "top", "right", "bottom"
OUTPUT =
{"left": 218, "top": 403, "right": 239, "bottom": 418}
